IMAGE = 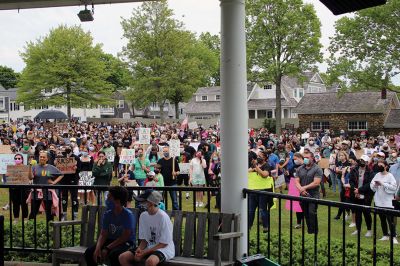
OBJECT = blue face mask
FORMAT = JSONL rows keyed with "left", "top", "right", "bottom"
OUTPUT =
{"left": 397, "top": 157, "right": 400, "bottom": 164}
{"left": 105, "top": 199, "right": 115, "bottom": 210}
{"left": 303, "top": 158, "right": 310, "bottom": 165}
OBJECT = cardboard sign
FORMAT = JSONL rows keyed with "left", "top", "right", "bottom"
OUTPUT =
{"left": 318, "top": 158, "right": 329, "bottom": 169}
{"left": 138, "top": 128, "right": 151, "bottom": 144}
{"left": 179, "top": 163, "right": 190, "bottom": 175}
{"left": 275, "top": 174, "right": 285, "bottom": 188}
{"left": 0, "top": 145, "right": 11, "bottom": 154}
{"left": 120, "top": 149, "right": 135, "bottom": 165}
{"left": 0, "top": 154, "right": 28, "bottom": 174}
{"left": 169, "top": 140, "right": 180, "bottom": 157}
{"left": 54, "top": 157, "right": 77, "bottom": 174}
{"left": 6, "top": 165, "right": 30, "bottom": 184}
{"left": 188, "top": 122, "right": 198, "bottom": 130}
{"left": 301, "top": 133, "right": 310, "bottom": 140}
{"left": 105, "top": 151, "right": 115, "bottom": 162}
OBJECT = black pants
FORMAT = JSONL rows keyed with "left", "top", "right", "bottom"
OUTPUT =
{"left": 29, "top": 199, "right": 53, "bottom": 221}
{"left": 377, "top": 207, "right": 396, "bottom": 237}
{"left": 354, "top": 199, "right": 372, "bottom": 231}
{"left": 336, "top": 184, "right": 350, "bottom": 218}
{"left": 84, "top": 239, "right": 133, "bottom": 266}
{"left": 10, "top": 188, "right": 29, "bottom": 219}
{"left": 296, "top": 212, "right": 303, "bottom": 225}
{"left": 61, "top": 187, "right": 78, "bottom": 213}
{"left": 300, "top": 201, "right": 318, "bottom": 234}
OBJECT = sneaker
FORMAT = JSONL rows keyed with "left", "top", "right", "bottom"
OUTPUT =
{"left": 294, "top": 224, "right": 302, "bottom": 229}
{"left": 195, "top": 202, "right": 199, "bottom": 207}
{"left": 351, "top": 230, "right": 358, "bottom": 235}
{"left": 345, "top": 215, "right": 350, "bottom": 221}
{"left": 61, "top": 213, "right": 67, "bottom": 221}
{"left": 199, "top": 202, "right": 204, "bottom": 207}
{"left": 393, "top": 237, "right": 399, "bottom": 244}
{"left": 379, "top": 236, "right": 390, "bottom": 241}
{"left": 2, "top": 204, "right": 9, "bottom": 210}
{"left": 365, "top": 230, "right": 372, "bottom": 237}
{"left": 263, "top": 227, "right": 269, "bottom": 233}
{"left": 349, "top": 223, "right": 356, "bottom": 228}
{"left": 185, "top": 192, "right": 190, "bottom": 199}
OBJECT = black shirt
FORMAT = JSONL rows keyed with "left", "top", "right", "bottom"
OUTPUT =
{"left": 295, "top": 163, "right": 323, "bottom": 198}
{"left": 157, "top": 157, "right": 180, "bottom": 186}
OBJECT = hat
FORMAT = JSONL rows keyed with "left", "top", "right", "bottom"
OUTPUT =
{"left": 147, "top": 171, "right": 155, "bottom": 177}
{"left": 360, "top": 155, "right": 370, "bottom": 162}
{"left": 134, "top": 190, "right": 162, "bottom": 205}
{"left": 340, "top": 140, "right": 350, "bottom": 146}
{"left": 70, "top": 137, "right": 77, "bottom": 142}
{"left": 377, "top": 152, "right": 386, "bottom": 157}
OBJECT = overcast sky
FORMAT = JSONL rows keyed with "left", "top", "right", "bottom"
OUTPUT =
{"left": 0, "top": 0, "right": 343, "bottom": 73}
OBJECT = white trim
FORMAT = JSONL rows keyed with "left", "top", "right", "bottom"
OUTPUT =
{"left": 0, "top": 96, "right": 5, "bottom": 110}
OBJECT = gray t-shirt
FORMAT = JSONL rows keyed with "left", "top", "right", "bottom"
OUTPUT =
{"left": 295, "top": 163, "right": 323, "bottom": 198}
{"left": 32, "top": 164, "right": 62, "bottom": 200}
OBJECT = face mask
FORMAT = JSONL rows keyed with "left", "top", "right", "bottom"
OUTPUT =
{"left": 105, "top": 198, "right": 115, "bottom": 210}
{"left": 65, "top": 149, "right": 72, "bottom": 154}
{"left": 154, "top": 169, "right": 160, "bottom": 174}
{"left": 303, "top": 158, "right": 310, "bottom": 165}
{"left": 294, "top": 159, "right": 301, "bottom": 165}
{"left": 62, "top": 152, "right": 67, "bottom": 156}
{"left": 23, "top": 145, "right": 29, "bottom": 151}
{"left": 213, "top": 157, "right": 218, "bottom": 161}
{"left": 328, "top": 146, "right": 332, "bottom": 150}
{"left": 89, "top": 146, "right": 94, "bottom": 151}
{"left": 397, "top": 157, "right": 400, "bottom": 163}
{"left": 359, "top": 162, "right": 366, "bottom": 168}
{"left": 81, "top": 152, "right": 88, "bottom": 157}
{"left": 309, "top": 141, "right": 314, "bottom": 145}
{"left": 377, "top": 165, "right": 385, "bottom": 172}
{"left": 373, "top": 157, "right": 379, "bottom": 162}
{"left": 163, "top": 152, "right": 170, "bottom": 158}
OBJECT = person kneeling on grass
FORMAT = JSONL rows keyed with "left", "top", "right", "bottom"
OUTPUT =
{"left": 84, "top": 186, "right": 136, "bottom": 266}
{"left": 119, "top": 189, "right": 174, "bottom": 266}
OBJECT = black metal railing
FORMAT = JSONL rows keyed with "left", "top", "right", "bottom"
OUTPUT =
{"left": 0, "top": 215, "right": 4, "bottom": 266}
{"left": 243, "top": 189, "right": 400, "bottom": 266}
{"left": 0, "top": 184, "right": 219, "bottom": 257}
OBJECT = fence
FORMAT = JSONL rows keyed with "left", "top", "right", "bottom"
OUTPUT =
{"left": 0, "top": 184, "right": 219, "bottom": 257}
{"left": 243, "top": 188, "right": 400, "bottom": 266}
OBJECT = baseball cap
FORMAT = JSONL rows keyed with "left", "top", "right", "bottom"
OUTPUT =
{"left": 70, "top": 137, "right": 77, "bottom": 142}
{"left": 360, "top": 155, "right": 370, "bottom": 162}
{"left": 134, "top": 189, "right": 162, "bottom": 205}
{"left": 147, "top": 171, "right": 156, "bottom": 177}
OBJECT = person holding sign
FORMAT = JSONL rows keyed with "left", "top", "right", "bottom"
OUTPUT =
{"left": 157, "top": 146, "right": 180, "bottom": 210}
{"left": 28, "top": 151, "right": 63, "bottom": 221}
{"left": 9, "top": 154, "right": 29, "bottom": 223}
{"left": 93, "top": 151, "right": 113, "bottom": 205}
{"left": 132, "top": 148, "right": 150, "bottom": 187}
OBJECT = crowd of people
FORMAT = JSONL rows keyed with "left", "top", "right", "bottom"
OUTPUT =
{"left": 1, "top": 120, "right": 400, "bottom": 264}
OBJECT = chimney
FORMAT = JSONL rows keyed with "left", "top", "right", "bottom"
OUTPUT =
{"left": 381, "top": 88, "right": 387, "bottom": 100}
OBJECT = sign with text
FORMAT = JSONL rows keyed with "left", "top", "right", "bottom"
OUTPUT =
{"left": 0, "top": 145, "right": 11, "bottom": 154}
{"left": 318, "top": 158, "right": 329, "bottom": 169}
{"left": 301, "top": 133, "right": 310, "bottom": 140}
{"left": 120, "top": 149, "right": 135, "bottom": 165}
{"left": 169, "top": 140, "right": 180, "bottom": 158}
{"left": 6, "top": 165, "right": 30, "bottom": 184}
{"left": 179, "top": 163, "right": 190, "bottom": 175}
{"left": 0, "top": 154, "right": 28, "bottom": 174}
{"left": 188, "top": 122, "right": 198, "bottom": 130}
{"left": 138, "top": 128, "right": 151, "bottom": 144}
{"left": 105, "top": 151, "right": 115, "bottom": 162}
{"left": 78, "top": 171, "right": 94, "bottom": 192}
{"left": 54, "top": 157, "right": 77, "bottom": 174}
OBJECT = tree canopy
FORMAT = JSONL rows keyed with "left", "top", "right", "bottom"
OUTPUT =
{"left": 121, "top": 0, "right": 218, "bottom": 120}
{"left": 246, "top": 0, "right": 322, "bottom": 134}
{"left": 18, "top": 25, "right": 114, "bottom": 119}
{"left": 327, "top": 0, "right": 400, "bottom": 92}
{"left": 0, "top": 66, "right": 19, "bottom": 89}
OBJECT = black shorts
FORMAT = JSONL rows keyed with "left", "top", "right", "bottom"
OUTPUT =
{"left": 177, "top": 174, "right": 189, "bottom": 186}
{"left": 128, "top": 247, "right": 166, "bottom": 263}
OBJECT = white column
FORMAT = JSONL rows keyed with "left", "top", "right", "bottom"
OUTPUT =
{"left": 220, "top": 0, "right": 248, "bottom": 257}
{"left": 272, "top": 109, "right": 275, "bottom": 118}
{"left": 254, "top": 109, "right": 258, "bottom": 119}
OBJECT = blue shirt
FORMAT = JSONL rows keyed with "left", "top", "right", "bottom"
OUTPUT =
{"left": 102, "top": 208, "right": 136, "bottom": 242}
{"left": 268, "top": 153, "right": 280, "bottom": 169}
{"left": 389, "top": 163, "right": 400, "bottom": 186}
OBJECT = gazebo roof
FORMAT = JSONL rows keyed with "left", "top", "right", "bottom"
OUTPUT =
{"left": 320, "top": 0, "right": 387, "bottom": 15}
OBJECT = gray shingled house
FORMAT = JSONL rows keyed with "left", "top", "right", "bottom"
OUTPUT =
{"left": 293, "top": 90, "right": 400, "bottom": 135}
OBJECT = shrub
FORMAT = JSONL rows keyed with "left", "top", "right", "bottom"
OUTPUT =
{"left": 263, "top": 119, "right": 276, "bottom": 132}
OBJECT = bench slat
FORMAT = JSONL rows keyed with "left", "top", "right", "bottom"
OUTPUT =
{"left": 194, "top": 212, "right": 207, "bottom": 258}
{"left": 80, "top": 205, "right": 89, "bottom": 246}
{"left": 86, "top": 206, "right": 98, "bottom": 247}
{"left": 221, "top": 213, "right": 234, "bottom": 261}
{"left": 182, "top": 212, "right": 195, "bottom": 257}
{"left": 171, "top": 211, "right": 183, "bottom": 256}
{"left": 207, "top": 213, "right": 221, "bottom": 260}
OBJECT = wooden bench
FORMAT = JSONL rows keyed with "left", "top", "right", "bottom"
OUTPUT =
{"left": 52, "top": 206, "right": 241, "bottom": 266}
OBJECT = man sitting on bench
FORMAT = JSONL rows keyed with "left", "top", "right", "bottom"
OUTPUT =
{"left": 119, "top": 189, "right": 174, "bottom": 266}
{"left": 84, "top": 186, "right": 136, "bottom": 266}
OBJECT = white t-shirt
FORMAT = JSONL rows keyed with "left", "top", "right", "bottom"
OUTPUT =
{"left": 139, "top": 209, "right": 175, "bottom": 260}
{"left": 370, "top": 172, "right": 397, "bottom": 208}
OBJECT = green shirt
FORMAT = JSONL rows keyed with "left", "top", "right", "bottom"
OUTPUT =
{"left": 133, "top": 157, "right": 150, "bottom": 180}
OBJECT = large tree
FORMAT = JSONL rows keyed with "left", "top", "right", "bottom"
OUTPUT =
{"left": 327, "top": 0, "right": 400, "bottom": 92}
{"left": 246, "top": 0, "right": 322, "bottom": 134}
{"left": 0, "top": 66, "right": 19, "bottom": 89}
{"left": 18, "top": 25, "right": 114, "bottom": 119}
{"left": 121, "top": 0, "right": 217, "bottom": 120}
{"left": 199, "top": 32, "right": 221, "bottom": 86}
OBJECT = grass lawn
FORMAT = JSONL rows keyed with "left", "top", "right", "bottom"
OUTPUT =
{"left": 1, "top": 185, "right": 399, "bottom": 265}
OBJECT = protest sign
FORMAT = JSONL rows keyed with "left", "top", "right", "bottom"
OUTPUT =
{"left": 138, "top": 128, "right": 151, "bottom": 144}
{"left": 318, "top": 158, "right": 329, "bottom": 169}
{"left": 179, "top": 163, "right": 190, "bottom": 175}
{"left": 6, "top": 165, "right": 30, "bottom": 184}
{"left": 0, "top": 145, "right": 11, "bottom": 154}
{"left": 105, "top": 151, "right": 115, "bottom": 162}
{"left": 190, "top": 142, "right": 200, "bottom": 151}
{"left": 0, "top": 154, "right": 28, "bottom": 174}
{"left": 301, "top": 133, "right": 310, "bottom": 140}
{"left": 54, "top": 157, "right": 77, "bottom": 174}
{"left": 169, "top": 140, "right": 180, "bottom": 157}
{"left": 78, "top": 171, "right": 95, "bottom": 193}
{"left": 188, "top": 122, "right": 198, "bottom": 130}
{"left": 274, "top": 174, "right": 285, "bottom": 188}
{"left": 120, "top": 149, "right": 135, "bottom": 165}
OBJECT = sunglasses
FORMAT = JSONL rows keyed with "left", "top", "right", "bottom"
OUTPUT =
{"left": 15, "top": 158, "right": 23, "bottom": 161}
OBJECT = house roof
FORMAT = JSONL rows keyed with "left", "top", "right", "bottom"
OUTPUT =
{"left": 185, "top": 97, "right": 221, "bottom": 114}
{"left": 384, "top": 109, "right": 400, "bottom": 128}
{"left": 195, "top": 86, "right": 221, "bottom": 95}
{"left": 248, "top": 98, "right": 298, "bottom": 109}
{"left": 0, "top": 87, "right": 18, "bottom": 101}
{"left": 293, "top": 91, "right": 397, "bottom": 114}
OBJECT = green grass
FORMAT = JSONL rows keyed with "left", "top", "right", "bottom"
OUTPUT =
{"left": 1, "top": 185, "right": 399, "bottom": 265}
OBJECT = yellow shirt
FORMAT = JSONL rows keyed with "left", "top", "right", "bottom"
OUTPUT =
{"left": 248, "top": 172, "right": 274, "bottom": 190}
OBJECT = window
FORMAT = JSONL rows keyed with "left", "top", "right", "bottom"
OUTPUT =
{"left": 117, "top": 100, "right": 124, "bottom": 109}
{"left": 264, "top": 85, "right": 272, "bottom": 90}
{"left": 311, "top": 121, "right": 330, "bottom": 131}
{"left": 348, "top": 121, "right": 368, "bottom": 131}
{"left": 180, "top": 108, "right": 183, "bottom": 115}
{"left": 267, "top": 111, "right": 273, "bottom": 118}
{"left": 258, "top": 110, "right": 267, "bottom": 118}
{"left": 299, "top": 89, "right": 304, "bottom": 98}
{"left": 44, "top": 88, "right": 52, "bottom": 93}
{"left": 9, "top": 102, "right": 13, "bottom": 111}
{"left": 216, "top": 95, "right": 221, "bottom": 100}
{"left": 308, "top": 86, "right": 319, "bottom": 93}
{"left": 201, "top": 95, "right": 208, "bottom": 101}
{"left": 0, "top": 97, "right": 4, "bottom": 110}
{"left": 293, "top": 88, "right": 304, "bottom": 98}
{"left": 249, "top": 110, "right": 255, "bottom": 119}
{"left": 194, "top": 116, "right": 211, "bottom": 120}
